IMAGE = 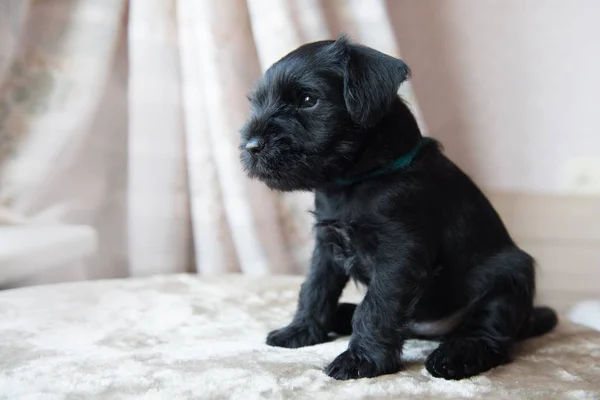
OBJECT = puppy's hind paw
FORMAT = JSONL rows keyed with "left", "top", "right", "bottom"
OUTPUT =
{"left": 425, "top": 338, "right": 510, "bottom": 380}
{"left": 325, "top": 349, "right": 403, "bottom": 380}
{"left": 266, "top": 323, "right": 328, "bottom": 348}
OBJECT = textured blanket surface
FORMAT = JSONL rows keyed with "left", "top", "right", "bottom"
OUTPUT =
{"left": 0, "top": 274, "right": 599, "bottom": 399}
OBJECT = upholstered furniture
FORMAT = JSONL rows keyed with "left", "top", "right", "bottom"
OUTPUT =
{"left": 1, "top": 274, "right": 599, "bottom": 399}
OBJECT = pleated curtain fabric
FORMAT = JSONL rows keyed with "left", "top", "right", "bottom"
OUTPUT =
{"left": 0, "top": 0, "right": 425, "bottom": 279}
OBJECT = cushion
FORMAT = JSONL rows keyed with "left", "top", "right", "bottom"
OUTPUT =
{"left": 0, "top": 274, "right": 599, "bottom": 399}
{"left": 0, "top": 225, "right": 97, "bottom": 285}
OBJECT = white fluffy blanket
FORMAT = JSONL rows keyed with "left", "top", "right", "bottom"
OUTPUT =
{"left": 0, "top": 274, "right": 599, "bottom": 399}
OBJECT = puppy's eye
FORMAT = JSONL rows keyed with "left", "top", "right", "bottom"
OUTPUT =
{"left": 299, "top": 95, "right": 318, "bottom": 108}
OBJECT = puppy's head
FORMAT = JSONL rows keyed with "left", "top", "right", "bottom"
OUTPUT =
{"left": 239, "top": 36, "right": 411, "bottom": 191}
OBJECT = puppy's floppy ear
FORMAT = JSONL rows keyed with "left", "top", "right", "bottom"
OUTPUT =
{"left": 332, "top": 36, "right": 411, "bottom": 127}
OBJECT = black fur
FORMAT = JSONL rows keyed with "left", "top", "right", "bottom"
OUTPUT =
{"left": 239, "top": 36, "right": 558, "bottom": 381}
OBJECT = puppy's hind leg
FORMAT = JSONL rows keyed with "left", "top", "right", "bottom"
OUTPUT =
{"left": 330, "top": 303, "right": 357, "bottom": 336}
{"left": 425, "top": 295, "right": 517, "bottom": 380}
{"left": 426, "top": 247, "right": 554, "bottom": 380}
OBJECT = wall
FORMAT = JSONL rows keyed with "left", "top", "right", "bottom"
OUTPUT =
{"left": 387, "top": 0, "right": 600, "bottom": 195}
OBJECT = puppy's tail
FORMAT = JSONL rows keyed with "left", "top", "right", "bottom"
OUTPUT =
{"left": 331, "top": 303, "right": 357, "bottom": 335}
{"left": 517, "top": 306, "right": 559, "bottom": 340}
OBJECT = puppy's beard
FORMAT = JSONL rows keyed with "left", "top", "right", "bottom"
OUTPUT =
{"left": 239, "top": 136, "right": 358, "bottom": 191}
{"left": 247, "top": 168, "right": 318, "bottom": 192}
{"left": 262, "top": 178, "right": 310, "bottom": 192}
{"left": 241, "top": 155, "right": 323, "bottom": 192}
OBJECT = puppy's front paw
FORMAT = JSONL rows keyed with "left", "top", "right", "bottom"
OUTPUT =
{"left": 425, "top": 338, "right": 510, "bottom": 380}
{"left": 325, "top": 349, "right": 404, "bottom": 380}
{"left": 266, "top": 323, "right": 328, "bottom": 348}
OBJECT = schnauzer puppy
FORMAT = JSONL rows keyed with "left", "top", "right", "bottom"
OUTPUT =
{"left": 239, "top": 36, "right": 558, "bottom": 381}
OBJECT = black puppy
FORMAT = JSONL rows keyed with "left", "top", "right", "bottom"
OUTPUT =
{"left": 239, "top": 36, "right": 558, "bottom": 381}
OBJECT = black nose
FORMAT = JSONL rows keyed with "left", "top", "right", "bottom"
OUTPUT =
{"left": 245, "top": 137, "right": 264, "bottom": 154}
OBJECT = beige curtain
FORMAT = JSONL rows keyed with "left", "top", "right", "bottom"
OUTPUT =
{"left": 0, "top": 0, "right": 425, "bottom": 281}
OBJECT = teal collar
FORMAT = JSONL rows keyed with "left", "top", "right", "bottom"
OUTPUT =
{"left": 333, "top": 137, "right": 436, "bottom": 186}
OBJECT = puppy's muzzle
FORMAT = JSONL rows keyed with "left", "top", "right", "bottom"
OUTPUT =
{"left": 245, "top": 137, "right": 264, "bottom": 154}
